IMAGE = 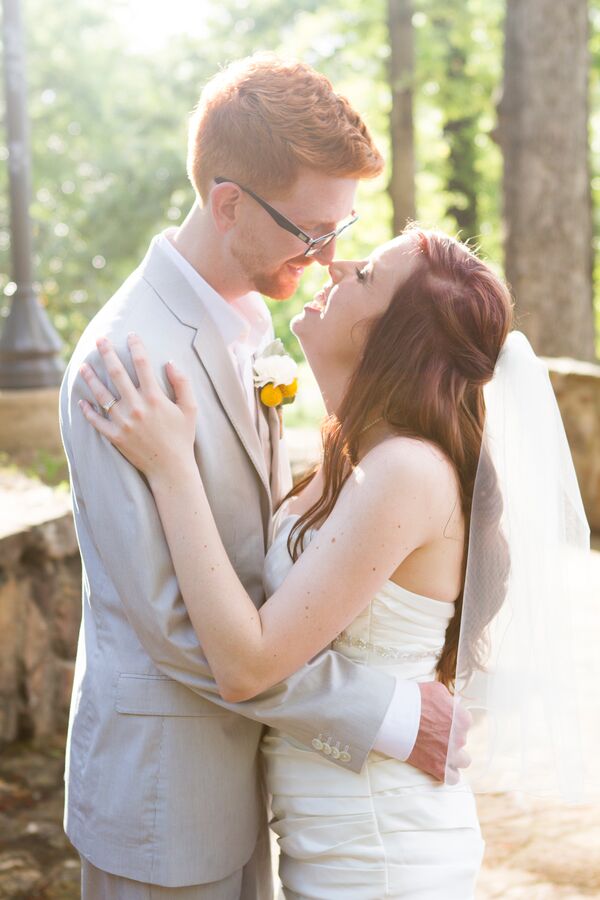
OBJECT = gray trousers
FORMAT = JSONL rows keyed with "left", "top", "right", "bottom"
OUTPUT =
{"left": 80, "top": 819, "right": 274, "bottom": 900}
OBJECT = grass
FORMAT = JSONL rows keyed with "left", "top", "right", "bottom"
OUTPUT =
{"left": 0, "top": 450, "right": 70, "bottom": 490}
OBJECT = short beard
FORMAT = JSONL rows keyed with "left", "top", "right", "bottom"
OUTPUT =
{"left": 252, "top": 269, "right": 298, "bottom": 300}
{"left": 231, "top": 234, "right": 301, "bottom": 300}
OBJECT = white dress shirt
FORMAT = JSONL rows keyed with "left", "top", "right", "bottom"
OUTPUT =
{"left": 159, "top": 231, "right": 420, "bottom": 762}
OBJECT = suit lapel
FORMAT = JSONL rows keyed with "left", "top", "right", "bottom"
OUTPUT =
{"left": 192, "top": 326, "right": 271, "bottom": 499}
{"left": 255, "top": 386, "right": 273, "bottom": 478}
{"left": 141, "top": 238, "right": 272, "bottom": 503}
{"left": 266, "top": 404, "right": 282, "bottom": 497}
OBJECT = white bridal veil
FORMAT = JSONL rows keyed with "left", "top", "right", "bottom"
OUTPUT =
{"left": 447, "top": 331, "right": 600, "bottom": 803}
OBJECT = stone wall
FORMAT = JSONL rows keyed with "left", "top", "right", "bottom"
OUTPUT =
{"left": 0, "top": 387, "right": 64, "bottom": 463}
{"left": 0, "top": 471, "right": 80, "bottom": 745}
{"left": 546, "top": 357, "right": 600, "bottom": 532}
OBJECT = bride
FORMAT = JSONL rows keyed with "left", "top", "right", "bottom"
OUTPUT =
{"left": 79, "top": 225, "right": 512, "bottom": 898}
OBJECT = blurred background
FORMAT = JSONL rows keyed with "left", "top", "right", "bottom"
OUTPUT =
{"left": 0, "top": 0, "right": 599, "bottom": 897}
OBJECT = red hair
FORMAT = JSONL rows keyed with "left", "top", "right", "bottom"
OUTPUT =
{"left": 187, "top": 53, "right": 384, "bottom": 202}
{"left": 288, "top": 227, "right": 514, "bottom": 689}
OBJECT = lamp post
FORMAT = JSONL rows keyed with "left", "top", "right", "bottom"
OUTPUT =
{"left": 0, "top": 0, "right": 64, "bottom": 388}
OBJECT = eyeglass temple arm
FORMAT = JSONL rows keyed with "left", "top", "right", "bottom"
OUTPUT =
{"left": 213, "top": 177, "right": 311, "bottom": 245}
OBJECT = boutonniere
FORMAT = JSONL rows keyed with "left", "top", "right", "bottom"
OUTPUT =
{"left": 253, "top": 339, "right": 298, "bottom": 438}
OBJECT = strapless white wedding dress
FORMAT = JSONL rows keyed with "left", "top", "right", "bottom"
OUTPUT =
{"left": 262, "top": 515, "right": 484, "bottom": 899}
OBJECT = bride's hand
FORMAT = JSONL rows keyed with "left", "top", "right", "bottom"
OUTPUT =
{"left": 79, "top": 333, "right": 197, "bottom": 479}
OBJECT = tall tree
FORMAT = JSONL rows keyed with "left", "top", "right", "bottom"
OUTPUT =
{"left": 428, "top": 3, "right": 482, "bottom": 242}
{"left": 387, "top": 0, "right": 417, "bottom": 233}
{"left": 498, "top": 0, "right": 596, "bottom": 360}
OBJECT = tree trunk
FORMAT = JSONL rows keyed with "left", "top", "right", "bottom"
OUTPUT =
{"left": 498, "top": 0, "right": 595, "bottom": 360}
{"left": 441, "top": 36, "right": 479, "bottom": 242}
{"left": 387, "top": 0, "right": 416, "bottom": 235}
{"left": 444, "top": 114, "right": 479, "bottom": 242}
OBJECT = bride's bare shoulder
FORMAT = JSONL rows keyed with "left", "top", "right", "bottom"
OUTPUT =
{"left": 325, "top": 435, "right": 461, "bottom": 545}
{"left": 355, "top": 435, "right": 459, "bottom": 500}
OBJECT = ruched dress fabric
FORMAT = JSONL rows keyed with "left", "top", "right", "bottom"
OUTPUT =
{"left": 262, "top": 515, "right": 484, "bottom": 900}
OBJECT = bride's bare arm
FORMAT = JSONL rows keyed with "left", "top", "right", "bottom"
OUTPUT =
{"left": 80, "top": 335, "right": 457, "bottom": 702}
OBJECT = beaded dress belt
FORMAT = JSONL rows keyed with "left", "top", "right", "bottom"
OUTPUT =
{"left": 332, "top": 630, "right": 442, "bottom": 662}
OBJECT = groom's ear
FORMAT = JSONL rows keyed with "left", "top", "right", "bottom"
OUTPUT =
{"left": 210, "top": 182, "right": 244, "bottom": 234}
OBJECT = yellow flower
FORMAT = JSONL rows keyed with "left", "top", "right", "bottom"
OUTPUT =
{"left": 280, "top": 378, "right": 298, "bottom": 399}
{"left": 260, "top": 383, "right": 284, "bottom": 407}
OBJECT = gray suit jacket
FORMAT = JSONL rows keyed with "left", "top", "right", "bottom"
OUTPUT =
{"left": 59, "top": 236, "right": 396, "bottom": 888}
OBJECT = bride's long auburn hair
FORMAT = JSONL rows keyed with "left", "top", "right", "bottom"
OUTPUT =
{"left": 286, "top": 226, "right": 514, "bottom": 691}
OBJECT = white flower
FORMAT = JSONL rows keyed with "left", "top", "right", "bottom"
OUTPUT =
{"left": 253, "top": 353, "right": 298, "bottom": 388}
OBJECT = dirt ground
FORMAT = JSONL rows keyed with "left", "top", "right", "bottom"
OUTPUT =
{"left": 0, "top": 735, "right": 599, "bottom": 899}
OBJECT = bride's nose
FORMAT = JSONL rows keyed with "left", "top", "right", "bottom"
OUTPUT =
{"left": 328, "top": 260, "right": 355, "bottom": 283}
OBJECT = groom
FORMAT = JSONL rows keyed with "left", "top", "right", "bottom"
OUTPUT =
{"left": 60, "top": 54, "right": 471, "bottom": 899}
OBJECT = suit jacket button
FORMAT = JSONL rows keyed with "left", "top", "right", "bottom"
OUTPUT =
{"left": 322, "top": 743, "right": 332, "bottom": 755}
{"left": 339, "top": 750, "right": 351, "bottom": 762}
{"left": 311, "top": 738, "right": 324, "bottom": 750}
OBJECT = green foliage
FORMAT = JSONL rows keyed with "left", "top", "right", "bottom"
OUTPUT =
{"left": 0, "top": 449, "right": 69, "bottom": 488}
{"left": 0, "top": 0, "right": 595, "bottom": 360}
{"left": 23, "top": 450, "right": 70, "bottom": 488}
{"left": 417, "top": 0, "right": 504, "bottom": 247}
{"left": 0, "top": 0, "right": 203, "bottom": 356}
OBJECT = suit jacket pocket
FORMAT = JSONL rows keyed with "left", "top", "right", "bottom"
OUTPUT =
{"left": 116, "top": 674, "right": 229, "bottom": 717}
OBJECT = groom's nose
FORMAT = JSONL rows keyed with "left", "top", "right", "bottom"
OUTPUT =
{"left": 312, "top": 237, "right": 337, "bottom": 267}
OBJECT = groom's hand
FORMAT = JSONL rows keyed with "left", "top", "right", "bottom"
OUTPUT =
{"left": 406, "top": 682, "right": 472, "bottom": 784}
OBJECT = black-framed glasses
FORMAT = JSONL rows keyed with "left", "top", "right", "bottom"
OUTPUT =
{"left": 214, "top": 177, "right": 358, "bottom": 258}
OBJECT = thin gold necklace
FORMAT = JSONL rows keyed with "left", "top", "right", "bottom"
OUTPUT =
{"left": 359, "top": 415, "right": 384, "bottom": 435}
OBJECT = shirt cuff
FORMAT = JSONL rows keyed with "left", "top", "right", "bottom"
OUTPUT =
{"left": 372, "top": 677, "right": 421, "bottom": 761}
